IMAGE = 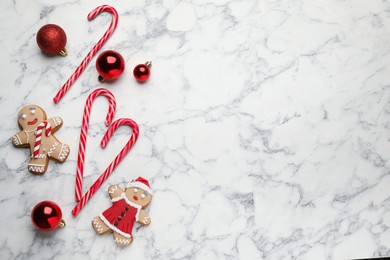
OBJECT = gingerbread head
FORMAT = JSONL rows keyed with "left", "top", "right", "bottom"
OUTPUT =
{"left": 92, "top": 177, "right": 153, "bottom": 246}
{"left": 125, "top": 177, "right": 153, "bottom": 208}
{"left": 17, "top": 105, "right": 46, "bottom": 131}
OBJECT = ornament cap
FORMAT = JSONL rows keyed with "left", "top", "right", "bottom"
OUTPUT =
{"left": 59, "top": 48, "right": 68, "bottom": 57}
{"left": 145, "top": 61, "right": 152, "bottom": 69}
{"left": 98, "top": 75, "right": 106, "bottom": 83}
{"left": 59, "top": 219, "right": 66, "bottom": 228}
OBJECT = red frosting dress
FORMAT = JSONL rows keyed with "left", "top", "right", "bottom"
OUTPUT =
{"left": 100, "top": 193, "right": 141, "bottom": 238}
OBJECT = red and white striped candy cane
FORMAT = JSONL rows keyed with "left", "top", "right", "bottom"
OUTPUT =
{"left": 53, "top": 5, "right": 119, "bottom": 103}
{"left": 72, "top": 118, "right": 139, "bottom": 216}
{"left": 75, "top": 88, "right": 116, "bottom": 202}
{"left": 33, "top": 121, "right": 51, "bottom": 158}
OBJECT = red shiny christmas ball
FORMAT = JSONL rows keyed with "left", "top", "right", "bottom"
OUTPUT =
{"left": 36, "top": 24, "right": 67, "bottom": 56}
{"left": 133, "top": 61, "right": 152, "bottom": 83}
{"left": 96, "top": 50, "right": 125, "bottom": 82}
{"left": 31, "top": 201, "right": 65, "bottom": 231}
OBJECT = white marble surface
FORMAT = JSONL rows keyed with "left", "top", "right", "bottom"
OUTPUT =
{"left": 0, "top": 0, "right": 389, "bottom": 259}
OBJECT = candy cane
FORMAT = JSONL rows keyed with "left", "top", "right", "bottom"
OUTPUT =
{"left": 53, "top": 5, "right": 118, "bottom": 103}
{"left": 72, "top": 118, "right": 139, "bottom": 216}
{"left": 75, "top": 88, "right": 116, "bottom": 202}
{"left": 33, "top": 121, "right": 51, "bottom": 158}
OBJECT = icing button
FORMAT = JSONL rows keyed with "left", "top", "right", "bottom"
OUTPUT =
{"left": 121, "top": 212, "right": 125, "bottom": 217}
{"left": 118, "top": 217, "right": 122, "bottom": 221}
{"left": 125, "top": 207, "right": 129, "bottom": 211}
{"left": 113, "top": 222, "right": 118, "bottom": 226}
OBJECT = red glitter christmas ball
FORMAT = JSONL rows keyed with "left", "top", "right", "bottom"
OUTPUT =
{"left": 36, "top": 24, "right": 67, "bottom": 56}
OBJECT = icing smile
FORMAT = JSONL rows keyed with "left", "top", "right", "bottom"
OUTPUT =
{"left": 27, "top": 118, "right": 38, "bottom": 125}
{"left": 133, "top": 195, "right": 138, "bottom": 201}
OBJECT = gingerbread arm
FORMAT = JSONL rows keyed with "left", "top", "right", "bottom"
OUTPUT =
{"left": 12, "top": 131, "right": 29, "bottom": 147}
{"left": 137, "top": 209, "right": 151, "bottom": 226}
{"left": 108, "top": 185, "right": 124, "bottom": 199}
{"left": 47, "top": 117, "right": 63, "bottom": 133}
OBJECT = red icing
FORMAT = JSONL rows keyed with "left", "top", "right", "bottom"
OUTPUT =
{"left": 28, "top": 118, "right": 38, "bottom": 125}
{"left": 133, "top": 195, "right": 138, "bottom": 201}
{"left": 102, "top": 198, "right": 139, "bottom": 236}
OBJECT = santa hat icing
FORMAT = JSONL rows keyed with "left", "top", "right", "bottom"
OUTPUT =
{"left": 127, "top": 177, "right": 153, "bottom": 195}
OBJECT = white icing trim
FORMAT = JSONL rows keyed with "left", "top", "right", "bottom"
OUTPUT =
{"left": 126, "top": 182, "right": 153, "bottom": 195}
{"left": 112, "top": 193, "right": 142, "bottom": 209}
{"left": 58, "top": 144, "right": 69, "bottom": 161}
{"left": 13, "top": 135, "right": 21, "bottom": 145}
{"left": 109, "top": 185, "right": 118, "bottom": 194}
{"left": 111, "top": 194, "right": 124, "bottom": 203}
{"left": 24, "top": 131, "right": 29, "bottom": 143}
{"left": 99, "top": 214, "right": 131, "bottom": 238}
{"left": 28, "top": 165, "right": 45, "bottom": 173}
{"left": 114, "top": 237, "right": 131, "bottom": 245}
{"left": 53, "top": 117, "right": 61, "bottom": 126}
{"left": 142, "top": 216, "right": 150, "bottom": 225}
{"left": 28, "top": 163, "right": 45, "bottom": 167}
{"left": 32, "top": 154, "right": 46, "bottom": 159}
{"left": 47, "top": 142, "right": 58, "bottom": 157}
{"left": 92, "top": 218, "right": 104, "bottom": 234}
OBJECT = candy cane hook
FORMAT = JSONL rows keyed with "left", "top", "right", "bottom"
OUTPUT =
{"left": 53, "top": 5, "right": 119, "bottom": 103}
{"left": 75, "top": 88, "right": 116, "bottom": 202}
{"left": 72, "top": 118, "right": 139, "bottom": 216}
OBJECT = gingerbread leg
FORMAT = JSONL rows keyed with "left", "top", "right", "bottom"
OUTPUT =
{"left": 92, "top": 216, "right": 111, "bottom": 235}
{"left": 47, "top": 141, "right": 70, "bottom": 162}
{"left": 113, "top": 232, "right": 133, "bottom": 246}
{"left": 28, "top": 156, "right": 49, "bottom": 175}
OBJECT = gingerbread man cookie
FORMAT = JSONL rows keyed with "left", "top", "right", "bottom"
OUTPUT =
{"left": 92, "top": 177, "right": 153, "bottom": 246}
{"left": 12, "top": 105, "right": 70, "bottom": 174}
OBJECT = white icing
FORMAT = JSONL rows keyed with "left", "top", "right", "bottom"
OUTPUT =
{"left": 92, "top": 218, "right": 104, "bottom": 234}
{"left": 109, "top": 185, "right": 118, "bottom": 194}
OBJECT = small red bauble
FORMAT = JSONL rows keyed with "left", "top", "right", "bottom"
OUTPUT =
{"left": 36, "top": 24, "right": 67, "bottom": 56}
{"left": 133, "top": 61, "right": 152, "bottom": 83}
{"left": 31, "top": 201, "right": 65, "bottom": 231}
{"left": 96, "top": 50, "right": 125, "bottom": 82}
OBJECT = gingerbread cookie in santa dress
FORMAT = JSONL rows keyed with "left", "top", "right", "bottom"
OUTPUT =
{"left": 12, "top": 105, "right": 70, "bottom": 174}
{"left": 92, "top": 177, "right": 153, "bottom": 246}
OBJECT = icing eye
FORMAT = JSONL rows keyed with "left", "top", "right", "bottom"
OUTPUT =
{"left": 30, "top": 109, "right": 36, "bottom": 115}
{"left": 141, "top": 194, "right": 146, "bottom": 199}
{"left": 19, "top": 114, "right": 26, "bottom": 120}
{"left": 133, "top": 188, "right": 138, "bottom": 193}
